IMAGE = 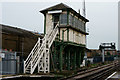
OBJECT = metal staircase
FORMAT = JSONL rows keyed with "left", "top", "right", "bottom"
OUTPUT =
{"left": 24, "top": 23, "right": 59, "bottom": 74}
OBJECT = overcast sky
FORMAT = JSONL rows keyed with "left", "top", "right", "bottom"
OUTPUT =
{"left": 0, "top": 0, "right": 119, "bottom": 49}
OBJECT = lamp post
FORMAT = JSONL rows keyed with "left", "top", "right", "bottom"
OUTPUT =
{"left": 102, "top": 49, "right": 105, "bottom": 63}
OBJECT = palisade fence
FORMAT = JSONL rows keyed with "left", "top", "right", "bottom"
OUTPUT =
{"left": 93, "top": 56, "right": 114, "bottom": 63}
{"left": 0, "top": 50, "right": 20, "bottom": 75}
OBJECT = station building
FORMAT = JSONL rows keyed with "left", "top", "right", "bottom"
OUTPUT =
{"left": 0, "top": 24, "right": 42, "bottom": 74}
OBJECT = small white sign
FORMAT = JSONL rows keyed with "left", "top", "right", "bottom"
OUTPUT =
{"left": 0, "top": 53, "right": 5, "bottom": 58}
{"left": 48, "top": 10, "right": 62, "bottom": 14}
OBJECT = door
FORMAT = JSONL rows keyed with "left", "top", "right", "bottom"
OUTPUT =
{"left": 52, "top": 14, "right": 60, "bottom": 29}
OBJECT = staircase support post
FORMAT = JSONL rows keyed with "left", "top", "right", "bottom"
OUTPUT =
{"left": 24, "top": 61, "right": 25, "bottom": 73}
{"left": 44, "top": 52, "right": 46, "bottom": 73}
{"left": 47, "top": 49, "right": 50, "bottom": 73}
{"left": 30, "top": 61, "right": 32, "bottom": 74}
{"left": 38, "top": 61, "right": 40, "bottom": 73}
{"left": 44, "top": 36, "right": 46, "bottom": 73}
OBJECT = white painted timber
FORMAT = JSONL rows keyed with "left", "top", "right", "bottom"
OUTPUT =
{"left": 24, "top": 22, "right": 59, "bottom": 74}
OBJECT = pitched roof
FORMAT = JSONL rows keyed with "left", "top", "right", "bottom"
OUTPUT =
{"left": 40, "top": 3, "right": 89, "bottom": 22}
{"left": 0, "top": 24, "right": 43, "bottom": 38}
{"left": 40, "top": 3, "right": 71, "bottom": 13}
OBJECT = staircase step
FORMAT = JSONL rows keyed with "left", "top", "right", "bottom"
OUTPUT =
{"left": 26, "top": 72, "right": 30, "bottom": 74}
{"left": 26, "top": 70, "right": 30, "bottom": 72}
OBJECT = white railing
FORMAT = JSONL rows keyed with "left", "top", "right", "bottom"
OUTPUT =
{"left": 24, "top": 38, "right": 41, "bottom": 73}
{"left": 47, "top": 23, "right": 59, "bottom": 48}
{"left": 24, "top": 22, "right": 59, "bottom": 74}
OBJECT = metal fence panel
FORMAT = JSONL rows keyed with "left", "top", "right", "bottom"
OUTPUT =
{"left": 0, "top": 51, "right": 17, "bottom": 75}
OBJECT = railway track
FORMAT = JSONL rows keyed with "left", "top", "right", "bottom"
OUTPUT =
{"left": 59, "top": 60, "right": 120, "bottom": 80}
{"left": 1, "top": 60, "right": 120, "bottom": 80}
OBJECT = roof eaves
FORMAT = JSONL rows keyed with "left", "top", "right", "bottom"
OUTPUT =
{"left": 40, "top": 3, "right": 72, "bottom": 13}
